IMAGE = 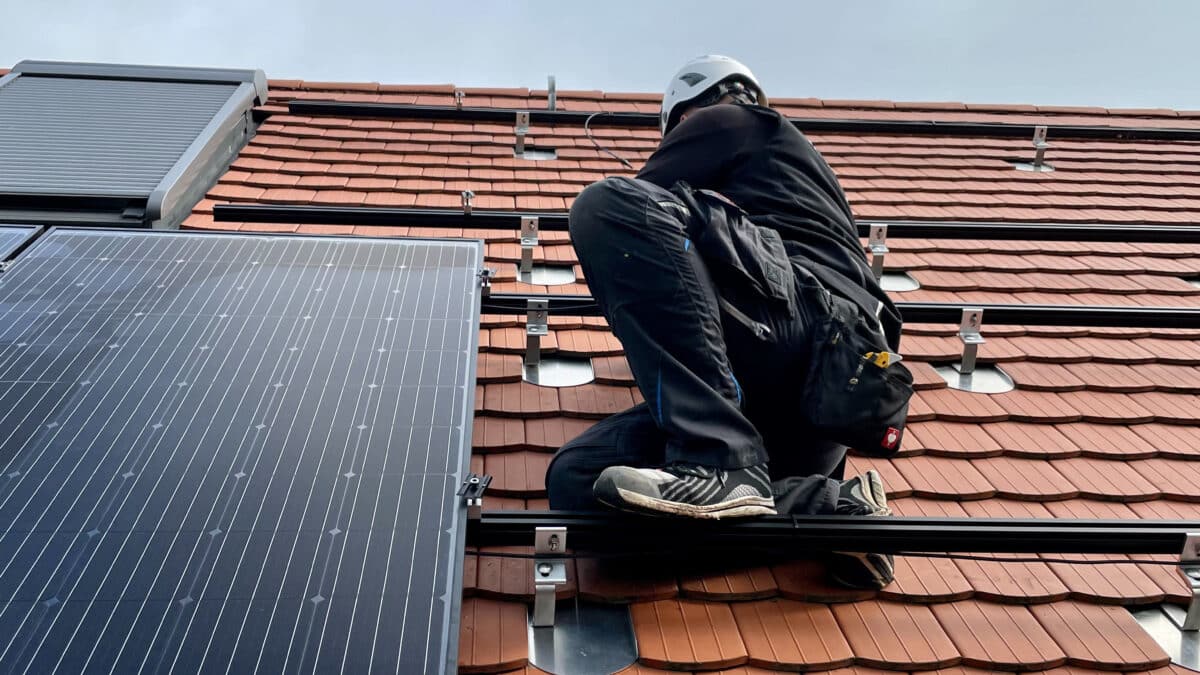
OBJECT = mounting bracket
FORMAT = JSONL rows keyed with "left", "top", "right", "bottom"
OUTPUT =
{"left": 1181, "top": 533, "right": 1200, "bottom": 631}
{"left": 515, "top": 111, "right": 530, "bottom": 155}
{"left": 531, "top": 526, "right": 567, "bottom": 628}
{"left": 868, "top": 223, "right": 888, "bottom": 281}
{"left": 958, "top": 308, "right": 985, "bottom": 375}
{"left": 519, "top": 216, "right": 539, "bottom": 275}
{"left": 525, "top": 298, "right": 548, "bottom": 368}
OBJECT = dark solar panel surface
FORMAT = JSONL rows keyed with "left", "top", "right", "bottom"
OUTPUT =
{"left": 0, "top": 228, "right": 482, "bottom": 674}
{"left": 0, "top": 225, "right": 39, "bottom": 260}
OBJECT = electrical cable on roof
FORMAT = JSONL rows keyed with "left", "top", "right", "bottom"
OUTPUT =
{"left": 584, "top": 112, "right": 635, "bottom": 170}
{"left": 468, "top": 548, "right": 1179, "bottom": 566}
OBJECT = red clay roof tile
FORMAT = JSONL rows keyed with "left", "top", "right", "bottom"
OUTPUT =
{"left": 473, "top": 416, "right": 525, "bottom": 452}
{"left": 731, "top": 599, "right": 854, "bottom": 671}
{"left": 833, "top": 600, "right": 961, "bottom": 669}
{"left": 458, "top": 598, "right": 528, "bottom": 674}
{"left": 522, "top": 417, "right": 594, "bottom": 451}
{"left": 932, "top": 602, "right": 1067, "bottom": 670}
{"left": 575, "top": 558, "right": 679, "bottom": 604}
{"left": 882, "top": 555, "right": 974, "bottom": 604}
{"left": 1030, "top": 602, "right": 1170, "bottom": 670}
{"left": 474, "top": 546, "right": 577, "bottom": 600}
{"left": 632, "top": 600, "right": 748, "bottom": 670}
{"left": 770, "top": 559, "right": 877, "bottom": 604}
{"left": 679, "top": 566, "right": 778, "bottom": 602}
{"left": 893, "top": 456, "right": 995, "bottom": 500}
{"left": 481, "top": 451, "right": 552, "bottom": 496}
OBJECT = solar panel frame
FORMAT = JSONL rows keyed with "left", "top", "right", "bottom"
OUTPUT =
{"left": 0, "top": 224, "right": 41, "bottom": 260}
{"left": 0, "top": 226, "right": 483, "bottom": 674}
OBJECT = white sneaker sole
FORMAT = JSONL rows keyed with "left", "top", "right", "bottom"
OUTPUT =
{"left": 604, "top": 487, "right": 776, "bottom": 520}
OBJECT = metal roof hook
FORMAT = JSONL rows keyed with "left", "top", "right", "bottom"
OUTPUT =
{"left": 958, "top": 308, "right": 985, "bottom": 376}
{"left": 454, "top": 89, "right": 465, "bottom": 110}
{"left": 525, "top": 298, "right": 549, "bottom": 369}
{"left": 462, "top": 189, "right": 475, "bottom": 215}
{"left": 1181, "top": 533, "right": 1200, "bottom": 631}
{"left": 520, "top": 216, "right": 539, "bottom": 276}
{"left": 867, "top": 224, "right": 888, "bottom": 281}
{"left": 514, "top": 111, "right": 531, "bottom": 155}
{"left": 1032, "top": 125, "right": 1049, "bottom": 170}
{"left": 547, "top": 75, "right": 557, "bottom": 111}
{"left": 532, "top": 526, "right": 567, "bottom": 627}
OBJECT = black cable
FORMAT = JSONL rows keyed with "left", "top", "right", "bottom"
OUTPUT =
{"left": 584, "top": 112, "right": 634, "bottom": 170}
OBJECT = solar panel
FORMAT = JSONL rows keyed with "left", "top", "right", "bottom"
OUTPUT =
{"left": 0, "top": 228, "right": 482, "bottom": 673}
{"left": 0, "top": 225, "right": 40, "bottom": 260}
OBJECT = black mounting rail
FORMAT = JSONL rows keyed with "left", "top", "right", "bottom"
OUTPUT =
{"left": 481, "top": 294, "right": 1200, "bottom": 329}
{"left": 469, "top": 511, "right": 1200, "bottom": 554}
{"left": 213, "top": 203, "right": 1200, "bottom": 244}
{"left": 287, "top": 100, "right": 1200, "bottom": 143}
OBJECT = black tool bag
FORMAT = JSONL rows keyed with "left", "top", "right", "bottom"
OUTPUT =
{"left": 801, "top": 286, "right": 914, "bottom": 457}
{"left": 671, "top": 180, "right": 913, "bottom": 456}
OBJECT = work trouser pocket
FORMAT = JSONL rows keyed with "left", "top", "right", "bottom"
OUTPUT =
{"left": 669, "top": 181, "right": 798, "bottom": 313}
{"left": 800, "top": 292, "right": 913, "bottom": 457}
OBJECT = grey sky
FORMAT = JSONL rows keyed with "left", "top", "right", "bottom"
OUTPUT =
{"left": 4, "top": 0, "right": 1198, "bottom": 109}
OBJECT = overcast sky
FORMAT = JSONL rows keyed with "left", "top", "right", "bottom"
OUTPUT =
{"left": 3, "top": 0, "right": 1198, "bottom": 109}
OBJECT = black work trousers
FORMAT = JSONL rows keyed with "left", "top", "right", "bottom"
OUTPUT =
{"left": 545, "top": 177, "right": 847, "bottom": 512}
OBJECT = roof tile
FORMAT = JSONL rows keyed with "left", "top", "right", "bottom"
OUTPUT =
{"left": 832, "top": 600, "right": 961, "bottom": 669}
{"left": 1131, "top": 458, "right": 1200, "bottom": 501}
{"left": 982, "top": 422, "right": 1081, "bottom": 459}
{"left": 771, "top": 559, "right": 877, "bottom": 604}
{"left": 632, "top": 600, "right": 748, "bottom": 670}
{"left": 972, "top": 457, "right": 1076, "bottom": 501}
{"left": 458, "top": 598, "right": 528, "bottom": 673}
{"left": 893, "top": 456, "right": 995, "bottom": 500}
{"left": 932, "top": 601, "right": 1067, "bottom": 670}
{"left": 472, "top": 416, "right": 525, "bottom": 452}
{"left": 679, "top": 566, "right": 778, "bottom": 601}
{"left": 1030, "top": 602, "right": 1170, "bottom": 670}
{"left": 882, "top": 554, "right": 975, "bottom": 603}
{"left": 1060, "top": 457, "right": 1161, "bottom": 501}
{"left": 522, "top": 417, "right": 595, "bottom": 451}
{"left": 575, "top": 558, "right": 679, "bottom": 604}
{"left": 481, "top": 451, "right": 552, "bottom": 496}
{"left": 474, "top": 546, "right": 577, "bottom": 600}
{"left": 730, "top": 599, "right": 855, "bottom": 671}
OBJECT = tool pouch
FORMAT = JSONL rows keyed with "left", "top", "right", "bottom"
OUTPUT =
{"left": 800, "top": 286, "right": 913, "bottom": 457}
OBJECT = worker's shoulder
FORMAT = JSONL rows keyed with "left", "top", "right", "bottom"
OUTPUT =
{"left": 688, "top": 102, "right": 776, "bottom": 127}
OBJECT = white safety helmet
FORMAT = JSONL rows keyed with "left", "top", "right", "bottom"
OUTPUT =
{"left": 660, "top": 54, "right": 768, "bottom": 135}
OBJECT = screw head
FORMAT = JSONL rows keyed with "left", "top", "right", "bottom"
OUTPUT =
{"left": 537, "top": 563, "right": 552, "bottom": 577}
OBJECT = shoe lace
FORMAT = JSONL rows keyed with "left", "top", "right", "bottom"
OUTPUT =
{"left": 666, "top": 462, "right": 727, "bottom": 485}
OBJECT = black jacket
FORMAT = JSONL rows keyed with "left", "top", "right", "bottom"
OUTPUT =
{"left": 638, "top": 104, "right": 901, "bottom": 348}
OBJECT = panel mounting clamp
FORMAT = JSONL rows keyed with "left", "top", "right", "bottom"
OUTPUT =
{"left": 477, "top": 267, "right": 495, "bottom": 297}
{"left": 868, "top": 224, "right": 888, "bottom": 281}
{"left": 958, "top": 308, "right": 985, "bottom": 375}
{"left": 462, "top": 189, "right": 475, "bottom": 215}
{"left": 515, "top": 111, "right": 530, "bottom": 155}
{"left": 519, "top": 216, "right": 540, "bottom": 275}
{"left": 525, "top": 298, "right": 549, "bottom": 368}
{"left": 532, "top": 526, "right": 567, "bottom": 628}
{"left": 457, "top": 473, "right": 492, "bottom": 519}
{"left": 1180, "top": 533, "right": 1200, "bottom": 631}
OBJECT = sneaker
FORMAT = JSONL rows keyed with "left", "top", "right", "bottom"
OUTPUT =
{"left": 592, "top": 462, "right": 776, "bottom": 519}
{"left": 828, "top": 469, "right": 896, "bottom": 590}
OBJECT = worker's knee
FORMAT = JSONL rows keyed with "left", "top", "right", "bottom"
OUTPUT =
{"left": 568, "top": 177, "right": 643, "bottom": 245}
{"left": 544, "top": 443, "right": 607, "bottom": 511}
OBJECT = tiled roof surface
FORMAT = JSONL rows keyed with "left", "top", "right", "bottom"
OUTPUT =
{"left": 181, "top": 79, "right": 1200, "bottom": 673}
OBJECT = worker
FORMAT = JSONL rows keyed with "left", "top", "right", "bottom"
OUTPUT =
{"left": 545, "top": 55, "right": 908, "bottom": 589}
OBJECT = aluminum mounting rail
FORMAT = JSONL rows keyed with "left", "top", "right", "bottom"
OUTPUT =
{"left": 213, "top": 203, "right": 1200, "bottom": 244}
{"left": 469, "top": 511, "right": 1200, "bottom": 554}
{"left": 480, "top": 293, "right": 1200, "bottom": 329}
{"left": 287, "top": 100, "right": 1200, "bottom": 143}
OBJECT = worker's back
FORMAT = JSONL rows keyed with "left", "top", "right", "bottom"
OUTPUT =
{"left": 638, "top": 103, "right": 902, "bottom": 348}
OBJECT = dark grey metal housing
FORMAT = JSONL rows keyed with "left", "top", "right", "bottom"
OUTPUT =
{"left": 0, "top": 61, "right": 267, "bottom": 228}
